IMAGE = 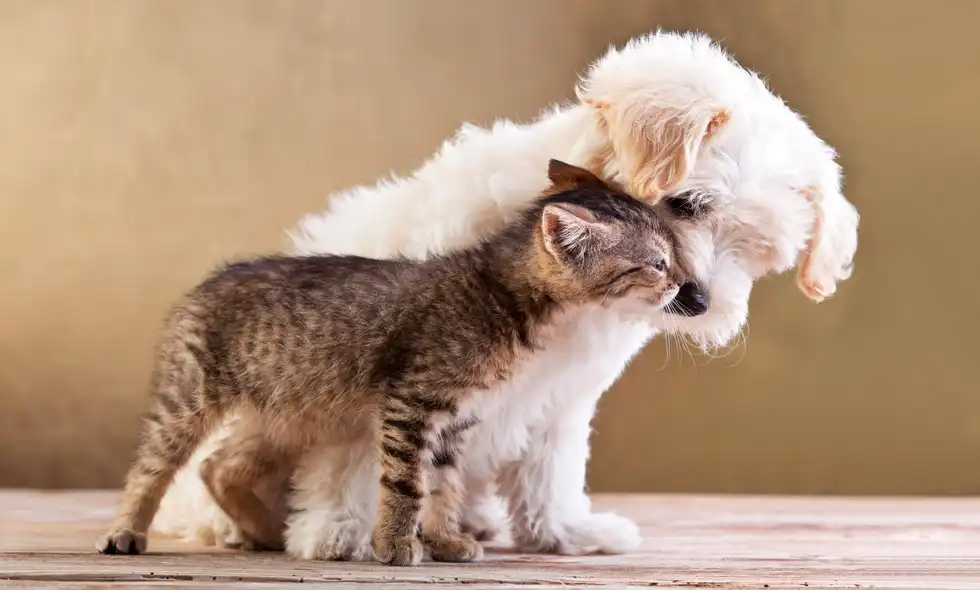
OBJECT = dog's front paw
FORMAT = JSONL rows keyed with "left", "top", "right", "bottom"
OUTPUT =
{"left": 461, "top": 494, "right": 508, "bottom": 542}
{"left": 460, "top": 521, "right": 498, "bottom": 542}
{"left": 234, "top": 534, "right": 284, "bottom": 552}
{"left": 285, "top": 512, "right": 373, "bottom": 561}
{"left": 96, "top": 528, "right": 147, "bottom": 555}
{"left": 206, "top": 522, "right": 276, "bottom": 552}
{"left": 204, "top": 513, "right": 252, "bottom": 549}
{"left": 516, "top": 512, "right": 641, "bottom": 555}
{"left": 372, "top": 534, "right": 423, "bottom": 566}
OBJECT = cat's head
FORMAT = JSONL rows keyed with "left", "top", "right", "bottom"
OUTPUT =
{"left": 532, "top": 159, "right": 684, "bottom": 310}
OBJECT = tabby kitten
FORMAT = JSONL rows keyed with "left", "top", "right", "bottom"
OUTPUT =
{"left": 96, "top": 160, "right": 684, "bottom": 566}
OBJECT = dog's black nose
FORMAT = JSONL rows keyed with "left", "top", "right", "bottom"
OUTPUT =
{"left": 670, "top": 282, "right": 709, "bottom": 316}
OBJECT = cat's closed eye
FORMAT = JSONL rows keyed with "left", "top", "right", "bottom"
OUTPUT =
{"left": 616, "top": 266, "right": 645, "bottom": 280}
{"left": 613, "top": 261, "right": 665, "bottom": 282}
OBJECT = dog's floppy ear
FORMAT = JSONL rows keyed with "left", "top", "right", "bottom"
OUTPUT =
{"left": 577, "top": 86, "right": 729, "bottom": 200}
{"left": 547, "top": 159, "right": 606, "bottom": 191}
{"left": 795, "top": 185, "right": 860, "bottom": 302}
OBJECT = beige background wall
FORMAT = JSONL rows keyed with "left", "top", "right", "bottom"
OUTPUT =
{"left": 2, "top": 0, "right": 978, "bottom": 493}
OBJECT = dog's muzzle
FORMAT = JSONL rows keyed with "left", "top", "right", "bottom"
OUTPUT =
{"left": 668, "top": 282, "right": 709, "bottom": 316}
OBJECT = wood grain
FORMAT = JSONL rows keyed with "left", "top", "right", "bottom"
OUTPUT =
{"left": 1, "top": 491, "right": 978, "bottom": 589}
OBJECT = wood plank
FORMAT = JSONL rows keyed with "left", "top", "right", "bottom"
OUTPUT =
{"left": 1, "top": 491, "right": 979, "bottom": 589}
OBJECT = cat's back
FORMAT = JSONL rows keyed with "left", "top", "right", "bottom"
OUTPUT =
{"left": 165, "top": 254, "right": 418, "bottom": 393}
{"left": 175, "top": 251, "right": 503, "bottom": 361}
{"left": 162, "top": 254, "right": 419, "bottom": 346}
{"left": 194, "top": 254, "right": 405, "bottom": 307}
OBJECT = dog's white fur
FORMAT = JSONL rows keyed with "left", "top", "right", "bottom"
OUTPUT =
{"left": 152, "top": 31, "right": 859, "bottom": 558}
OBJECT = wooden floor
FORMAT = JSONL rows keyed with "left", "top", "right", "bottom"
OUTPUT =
{"left": 1, "top": 491, "right": 979, "bottom": 589}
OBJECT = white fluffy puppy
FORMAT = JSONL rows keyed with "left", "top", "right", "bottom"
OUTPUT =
{"left": 152, "top": 31, "right": 859, "bottom": 559}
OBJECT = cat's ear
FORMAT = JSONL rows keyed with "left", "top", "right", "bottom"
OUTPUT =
{"left": 547, "top": 159, "right": 607, "bottom": 192}
{"left": 541, "top": 202, "right": 608, "bottom": 261}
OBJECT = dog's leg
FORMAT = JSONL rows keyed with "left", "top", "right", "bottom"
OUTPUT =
{"left": 155, "top": 413, "right": 283, "bottom": 549}
{"left": 285, "top": 434, "right": 377, "bottom": 561}
{"left": 459, "top": 476, "right": 508, "bottom": 543}
{"left": 499, "top": 398, "right": 641, "bottom": 555}
{"left": 200, "top": 430, "right": 291, "bottom": 551}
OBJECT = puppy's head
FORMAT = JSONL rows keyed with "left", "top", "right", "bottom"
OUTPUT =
{"left": 531, "top": 159, "right": 683, "bottom": 310}
{"left": 576, "top": 31, "right": 859, "bottom": 348}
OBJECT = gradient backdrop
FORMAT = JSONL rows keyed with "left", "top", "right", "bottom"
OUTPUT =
{"left": 2, "top": 0, "right": 978, "bottom": 494}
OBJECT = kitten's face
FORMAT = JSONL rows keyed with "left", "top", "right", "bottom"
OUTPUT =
{"left": 537, "top": 160, "right": 684, "bottom": 310}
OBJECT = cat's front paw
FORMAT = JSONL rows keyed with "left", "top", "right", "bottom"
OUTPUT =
{"left": 96, "top": 528, "right": 147, "bottom": 555}
{"left": 372, "top": 534, "right": 423, "bottom": 566}
{"left": 516, "top": 512, "right": 642, "bottom": 555}
{"left": 426, "top": 532, "right": 484, "bottom": 563}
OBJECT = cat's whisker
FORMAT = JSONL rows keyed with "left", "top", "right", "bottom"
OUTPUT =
{"left": 658, "top": 328, "right": 672, "bottom": 371}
